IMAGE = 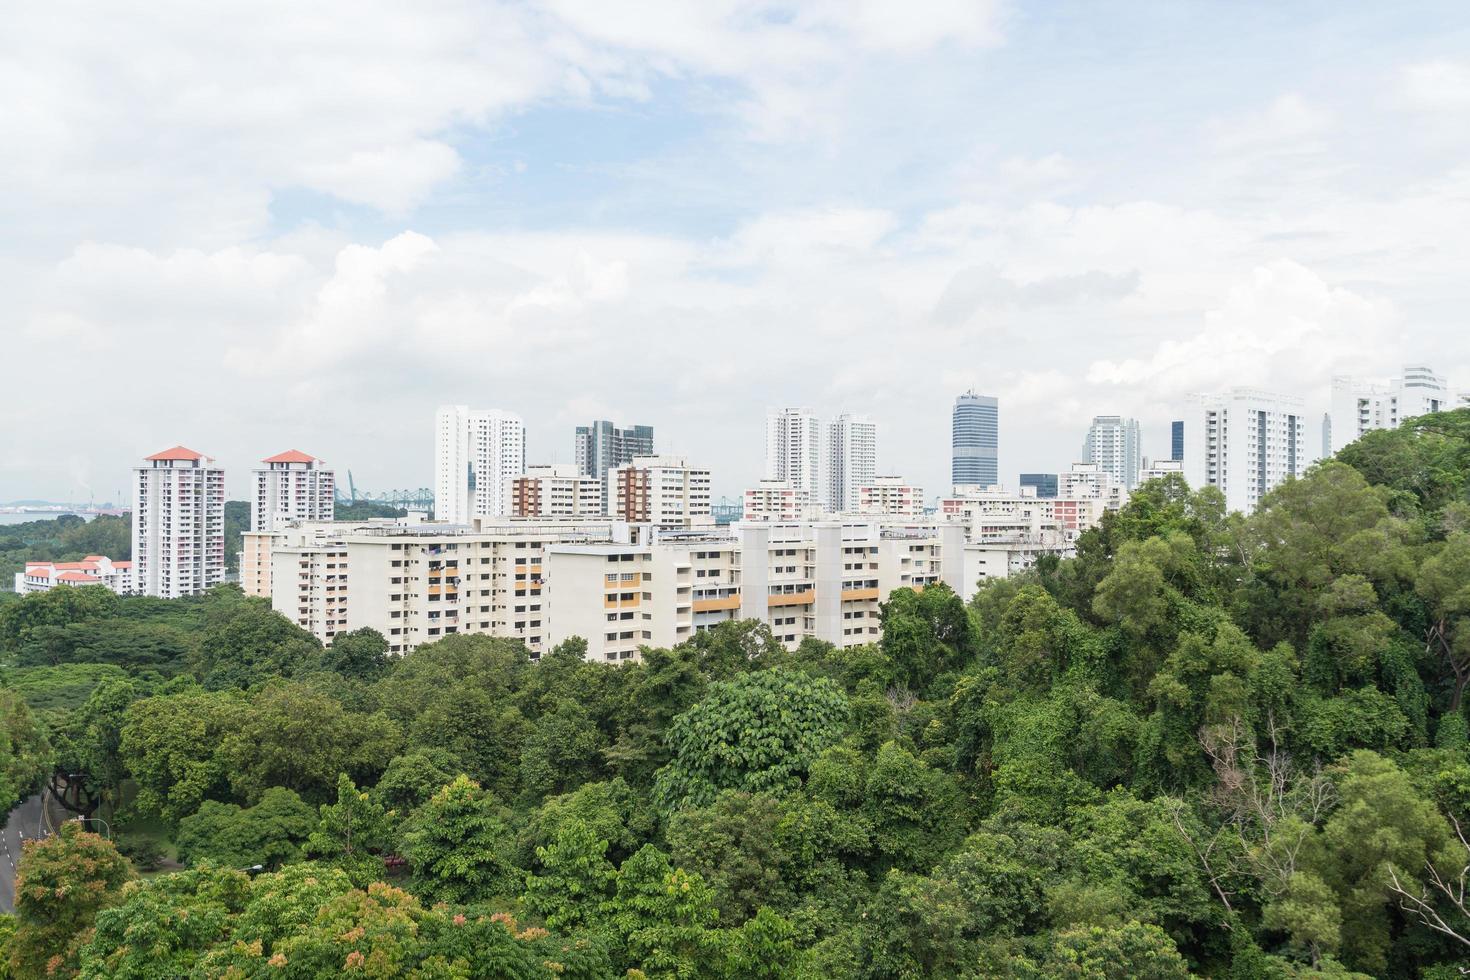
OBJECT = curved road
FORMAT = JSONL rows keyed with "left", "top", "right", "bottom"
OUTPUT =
{"left": 1, "top": 794, "right": 46, "bottom": 914}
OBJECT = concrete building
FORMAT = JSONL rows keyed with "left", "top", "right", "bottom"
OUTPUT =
{"left": 1185, "top": 388, "right": 1308, "bottom": 514}
{"left": 743, "top": 480, "right": 812, "bottom": 522}
{"left": 1059, "top": 462, "right": 1128, "bottom": 510}
{"left": 765, "top": 407, "right": 829, "bottom": 509}
{"left": 510, "top": 465, "right": 604, "bottom": 518}
{"left": 1081, "top": 416, "right": 1142, "bottom": 489}
{"left": 547, "top": 519, "right": 968, "bottom": 663}
{"left": 1138, "top": 457, "right": 1186, "bottom": 484}
{"left": 1019, "top": 473, "right": 1058, "bottom": 498}
{"left": 609, "top": 455, "right": 712, "bottom": 528}
{"left": 132, "top": 446, "right": 225, "bottom": 598}
{"left": 827, "top": 414, "right": 877, "bottom": 512}
{"left": 575, "top": 421, "right": 654, "bottom": 486}
{"left": 15, "top": 556, "right": 132, "bottom": 595}
{"left": 1328, "top": 365, "right": 1453, "bottom": 455}
{"left": 952, "top": 391, "right": 999, "bottom": 488}
{"left": 434, "top": 405, "right": 526, "bottom": 522}
{"left": 858, "top": 476, "right": 923, "bottom": 518}
{"left": 251, "top": 450, "right": 334, "bottom": 533}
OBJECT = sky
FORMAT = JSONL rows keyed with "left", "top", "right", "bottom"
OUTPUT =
{"left": 5, "top": 1, "right": 1470, "bottom": 505}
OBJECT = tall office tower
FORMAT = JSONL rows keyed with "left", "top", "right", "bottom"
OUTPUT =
{"left": 609, "top": 455, "right": 713, "bottom": 528}
{"left": 952, "top": 391, "right": 999, "bottom": 488}
{"left": 827, "top": 413, "right": 877, "bottom": 512}
{"left": 1081, "top": 416, "right": 1142, "bottom": 489}
{"left": 1171, "top": 420, "right": 1184, "bottom": 461}
{"left": 251, "top": 450, "right": 335, "bottom": 532}
{"left": 1019, "top": 473, "right": 1059, "bottom": 498}
{"left": 1321, "top": 413, "right": 1332, "bottom": 461}
{"left": 574, "top": 421, "right": 654, "bottom": 483}
{"left": 765, "top": 408, "right": 828, "bottom": 508}
{"left": 1185, "top": 388, "right": 1307, "bottom": 514}
{"left": 434, "top": 405, "right": 526, "bottom": 523}
{"left": 132, "top": 446, "right": 225, "bottom": 598}
{"left": 1327, "top": 364, "right": 1452, "bottom": 455}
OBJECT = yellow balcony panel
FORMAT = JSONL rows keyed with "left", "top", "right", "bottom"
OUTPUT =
{"left": 767, "top": 590, "right": 815, "bottom": 607}
{"left": 841, "top": 588, "right": 881, "bottom": 601}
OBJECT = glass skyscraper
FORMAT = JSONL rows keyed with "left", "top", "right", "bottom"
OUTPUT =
{"left": 952, "top": 391, "right": 999, "bottom": 487}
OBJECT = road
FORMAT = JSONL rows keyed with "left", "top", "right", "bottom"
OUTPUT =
{"left": 1, "top": 794, "right": 46, "bottom": 914}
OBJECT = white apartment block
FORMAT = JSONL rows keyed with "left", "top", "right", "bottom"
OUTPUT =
{"left": 858, "top": 476, "right": 924, "bottom": 518}
{"left": 251, "top": 450, "right": 334, "bottom": 533}
{"left": 827, "top": 414, "right": 877, "bottom": 512}
{"left": 510, "top": 465, "right": 604, "bottom": 518}
{"left": 608, "top": 455, "right": 712, "bottom": 528}
{"left": 14, "top": 556, "right": 132, "bottom": 595}
{"left": 1185, "top": 388, "right": 1309, "bottom": 514}
{"left": 765, "top": 408, "right": 827, "bottom": 508}
{"left": 132, "top": 446, "right": 225, "bottom": 598}
{"left": 547, "top": 519, "right": 967, "bottom": 663}
{"left": 1081, "top": 416, "right": 1142, "bottom": 489}
{"left": 743, "top": 479, "right": 813, "bottom": 522}
{"left": 1059, "top": 462, "right": 1129, "bottom": 511}
{"left": 434, "top": 405, "right": 526, "bottom": 522}
{"left": 1138, "top": 457, "right": 1186, "bottom": 484}
{"left": 1327, "top": 365, "right": 1453, "bottom": 455}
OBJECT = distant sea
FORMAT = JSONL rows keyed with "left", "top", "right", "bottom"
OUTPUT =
{"left": 0, "top": 512, "right": 100, "bottom": 526}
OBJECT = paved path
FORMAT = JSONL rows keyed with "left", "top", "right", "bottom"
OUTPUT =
{"left": 1, "top": 794, "right": 46, "bottom": 914}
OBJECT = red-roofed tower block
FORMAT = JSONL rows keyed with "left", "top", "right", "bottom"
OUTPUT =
{"left": 133, "top": 446, "right": 225, "bottom": 598}
{"left": 242, "top": 451, "right": 335, "bottom": 597}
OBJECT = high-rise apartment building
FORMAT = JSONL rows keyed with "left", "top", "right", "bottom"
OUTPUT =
{"left": 434, "top": 405, "right": 526, "bottom": 523}
{"left": 827, "top": 414, "right": 877, "bottom": 512}
{"left": 952, "top": 392, "right": 999, "bottom": 488}
{"left": 1081, "top": 416, "right": 1142, "bottom": 489}
{"left": 743, "top": 480, "right": 812, "bottom": 522}
{"left": 1185, "top": 388, "right": 1308, "bottom": 514}
{"left": 132, "top": 446, "right": 225, "bottom": 598}
{"left": 1327, "top": 365, "right": 1452, "bottom": 455}
{"left": 765, "top": 408, "right": 828, "bottom": 508}
{"left": 609, "top": 455, "right": 713, "bottom": 528}
{"left": 575, "top": 421, "right": 654, "bottom": 483}
{"left": 510, "top": 465, "right": 605, "bottom": 518}
{"left": 1171, "top": 420, "right": 1184, "bottom": 462}
{"left": 1019, "top": 473, "right": 1058, "bottom": 498}
{"left": 251, "top": 450, "right": 334, "bottom": 532}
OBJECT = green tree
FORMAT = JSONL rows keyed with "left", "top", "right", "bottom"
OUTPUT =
{"left": 119, "top": 687, "right": 247, "bottom": 823}
{"left": 311, "top": 627, "right": 391, "bottom": 681}
{"left": 8, "top": 822, "right": 131, "bottom": 978}
{"left": 175, "top": 786, "right": 316, "bottom": 869}
{"left": 1036, "top": 921, "right": 1192, "bottom": 979}
{"left": 522, "top": 817, "right": 617, "bottom": 932}
{"left": 0, "top": 687, "right": 50, "bottom": 818}
{"left": 401, "top": 774, "right": 516, "bottom": 904}
{"left": 653, "top": 668, "right": 849, "bottom": 812}
{"left": 879, "top": 582, "right": 976, "bottom": 691}
{"left": 519, "top": 697, "right": 605, "bottom": 800}
{"left": 667, "top": 791, "right": 793, "bottom": 922}
{"left": 191, "top": 598, "right": 321, "bottom": 689}
{"left": 305, "top": 773, "right": 396, "bottom": 886}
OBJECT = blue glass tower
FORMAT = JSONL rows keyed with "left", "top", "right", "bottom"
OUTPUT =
{"left": 1171, "top": 420, "right": 1184, "bottom": 461}
{"left": 952, "top": 392, "right": 999, "bottom": 487}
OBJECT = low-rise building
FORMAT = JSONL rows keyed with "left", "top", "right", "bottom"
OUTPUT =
{"left": 14, "top": 556, "right": 132, "bottom": 594}
{"left": 857, "top": 476, "right": 923, "bottom": 518}
{"left": 743, "top": 479, "right": 813, "bottom": 522}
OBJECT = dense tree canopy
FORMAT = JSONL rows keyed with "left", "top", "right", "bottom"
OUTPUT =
{"left": 8, "top": 410, "right": 1470, "bottom": 976}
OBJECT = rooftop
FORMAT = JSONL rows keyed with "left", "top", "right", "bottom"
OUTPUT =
{"left": 262, "top": 449, "right": 319, "bottom": 464}
{"left": 145, "top": 445, "right": 205, "bottom": 461}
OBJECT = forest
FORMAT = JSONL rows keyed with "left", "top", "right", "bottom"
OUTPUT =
{"left": 5, "top": 412, "right": 1470, "bottom": 977}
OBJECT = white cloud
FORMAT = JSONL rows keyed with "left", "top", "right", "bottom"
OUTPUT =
{"left": 1402, "top": 60, "right": 1470, "bottom": 109}
{"left": 1205, "top": 93, "right": 1333, "bottom": 151}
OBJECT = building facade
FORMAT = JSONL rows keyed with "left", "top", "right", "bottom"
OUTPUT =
{"left": 1185, "top": 388, "right": 1308, "bottom": 514}
{"left": 743, "top": 479, "right": 812, "bottom": 522}
{"left": 765, "top": 408, "right": 828, "bottom": 508}
{"left": 1327, "top": 365, "right": 1452, "bottom": 455}
{"left": 1019, "top": 473, "right": 1058, "bottom": 499}
{"left": 574, "top": 421, "right": 654, "bottom": 484}
{"left": 857, "top": 476, "right": 923, "bottom": 518}
{"left": 132, "top": 446, "right": 226, "bottom": 598}
{"left": 15, "top": 556, "right": 132, "bottom": 595}
{"left": 827, "top": 414, "right": 877, "bottom": 512}
{"left": 1081, "top": 415, "right": 1142, "bottom": 489}
{"left": 952, "top": 391, "right": 999, "bottom": 488}
{"left": 434, "top": 405, "right": 526, "bottom": 522}
{"left": 609, "top": 455, "right": 712, "bottom": 528}
{"left": 251, "top": 450, "right": 334, "bottom": 532}
{"left": 510, "top": 465, "right": 605, "bottom": 518}
{"left": 1138, "top": 457, "right": 1186, "bottom": 484}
